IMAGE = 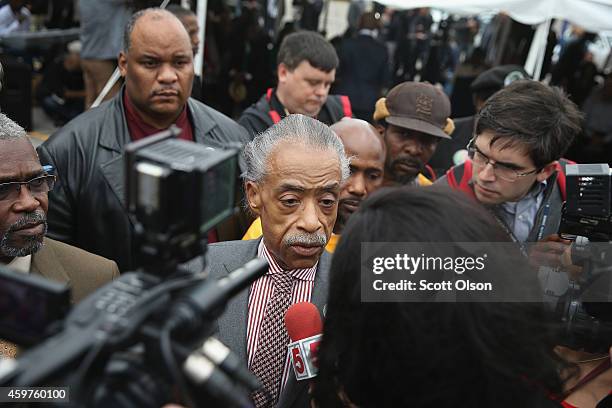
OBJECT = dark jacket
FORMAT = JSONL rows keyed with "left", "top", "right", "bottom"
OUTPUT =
{"left": 437, "top": 159, "right": 571, "bottom": 242}
{"left": 37, "top": 89, "right": 250, "bottom": 271}
{"left": 334, "top": 33, "right": 390, "bottom": 119}
{"left": 184, "top": 238, "right": 331, "bottom": 408}
{"left": 238, "top": 88, "right": 352, "bottom": 138}
{"left": 428, "top": 115, "right": 474, "bottom": 178}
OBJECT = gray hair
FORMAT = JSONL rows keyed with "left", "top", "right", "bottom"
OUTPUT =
{"left": 0, "top": 112, "right": 27, "bottom": 140}
{"left": 123, "top": 8, "right": 178, "bottom": 52}
{"left": 243, "top": 114, "right": 350, "bottom": 184}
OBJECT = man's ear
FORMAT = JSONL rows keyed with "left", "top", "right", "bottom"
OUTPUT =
{"left": 245, "top": 180, "right": 262, "bottom": 216}
{"left": 118, "top": 51, "right": 128, "bottom": 78}
{"left": 536, "top": 161, "right": 558, "bottom": 183}
{"left": 277, "top": 63, "right": 289, "bottom": 85}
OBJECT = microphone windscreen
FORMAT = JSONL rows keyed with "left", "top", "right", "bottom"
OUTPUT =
{"left": 284, "top": 302, "right": 322, "bottom": 342}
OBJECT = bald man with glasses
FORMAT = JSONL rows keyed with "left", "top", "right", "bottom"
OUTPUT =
{"left": 437, "top": 80, "right": 582, "bottom": 264}
{"left": 0, "top": 112, "right": 118, "bottom": 358}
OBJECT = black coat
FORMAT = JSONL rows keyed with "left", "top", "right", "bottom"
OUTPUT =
{"left": 334, "top": 33, "right": 390, "bottom": 118}
{"left": 428, "top": 115, "right": 474, "bottom": 178}
{"left": 238, "top": 89, "right": 351, "bottom": 138}
{"left": 37, "top": 89, "right": 250, "bottom": 271}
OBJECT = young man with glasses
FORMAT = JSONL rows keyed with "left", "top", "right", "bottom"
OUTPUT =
{"left": 438, "top": 80, "right": 582, "bottom": 249}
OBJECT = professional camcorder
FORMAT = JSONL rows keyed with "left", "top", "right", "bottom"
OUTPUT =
{"left": 556, "top": 163, "right": 612, "bottom": 353}
{"left": 0, "top": 127, "right": 266, "bottom": 407}
{"left": 560, "top": 163, "right": 612, "bottom": 243}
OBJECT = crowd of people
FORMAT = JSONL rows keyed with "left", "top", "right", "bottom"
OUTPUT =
{"left": 0, "top": 2, "right": 611, "bottom": 408}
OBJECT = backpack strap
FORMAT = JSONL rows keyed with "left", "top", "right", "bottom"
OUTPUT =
{"left": 339, "top": 95, "right": 352, "bottom": 118}
{"left": 424, "top": 164, "right": 437, "bottom": 182}
{"left": 555, "top": 158, "right": 575, "bottom": 201}
{"left": 446, "top": 161, "right": 476, "bottom": 199}
{"left": 266, "top": 88, "right": 282, "bottom": 124}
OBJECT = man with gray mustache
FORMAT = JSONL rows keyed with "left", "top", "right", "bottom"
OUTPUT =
{"left": 196, "top": 114, "right": 348, "bottom": 408}
{"left": 0, "top": 112, "right": 118, "bottom": 359}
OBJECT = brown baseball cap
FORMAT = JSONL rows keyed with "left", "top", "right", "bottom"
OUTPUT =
{"left": 383, "top": 82, "right": 452, "bottom": 139}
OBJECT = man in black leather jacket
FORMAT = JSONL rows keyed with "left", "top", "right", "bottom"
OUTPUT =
{"left": 37, "top": 8, "right": 249, "bottom": 271}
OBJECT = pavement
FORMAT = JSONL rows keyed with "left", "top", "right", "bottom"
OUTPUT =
{"left": 28, "top": 106, "right": 56, "bottom": 148}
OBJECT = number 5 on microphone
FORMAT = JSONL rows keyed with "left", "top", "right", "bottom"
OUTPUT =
{"left": 288, "top": 334, "right": 322, "bottom": 380}
{"left": 290, "top": 345, "right": 306, "bottom": 376}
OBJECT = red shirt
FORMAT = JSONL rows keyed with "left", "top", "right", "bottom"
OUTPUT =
{"left": 123, "top": 91, "right": 194, "bottom": 142}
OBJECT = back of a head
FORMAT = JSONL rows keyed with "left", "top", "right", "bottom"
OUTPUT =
{"left": 358, "top": 12, "right": 381, "bottom": 31}
{"left": 277, "top": 31, "right": 338, "bottom": 72}
{"left": 470, "top": 64, "right": 530, "bottom": 103}
{"left": 475, "top": 80, "right": 583, "bottom": 168}
{"left": 313, "top": 187, "right": 563, "bottom": 408}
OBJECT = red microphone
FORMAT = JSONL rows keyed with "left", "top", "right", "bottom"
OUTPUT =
{"left": 284, "top": 302, "right": 323, "bottom": 381}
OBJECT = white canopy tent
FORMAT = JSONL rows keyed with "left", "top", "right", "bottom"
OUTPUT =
{"left": 374, "top": 0, "right": 612, "bottom": 32}
{"left": 374, "top": 0, "right": 612, "bottom": 79}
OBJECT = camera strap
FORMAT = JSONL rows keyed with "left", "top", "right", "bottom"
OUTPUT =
{"left": 563, "top": 358, "right": 611, "bottom": 398}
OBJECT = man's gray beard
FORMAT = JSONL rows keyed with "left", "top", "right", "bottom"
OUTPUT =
{"left": 0, "top": 211, "right": 47, "bottom": 258}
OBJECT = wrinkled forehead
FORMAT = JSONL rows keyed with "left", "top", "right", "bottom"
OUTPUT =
{"left": 263, "top": 142, "right": 342, "bottom": 189}
{"left": 0, "top": 138, "right": 42, "bottom": 182}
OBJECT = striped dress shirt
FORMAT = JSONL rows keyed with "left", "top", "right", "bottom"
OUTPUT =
{"left": 247, "top": 240, "right": 318, "bottom": 392}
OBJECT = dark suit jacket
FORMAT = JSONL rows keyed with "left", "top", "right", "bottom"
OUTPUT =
{"left": 32, "top": 237, "right": 119, "bottom": 303}
{"left": 188, "top": 238, "right": 331, "bottom": 408}
{"left": 334, "top": 33, "right": 390, "bottom": 116}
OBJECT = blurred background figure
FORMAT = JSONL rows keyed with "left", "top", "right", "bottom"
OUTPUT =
{"left": 0, "top": 0, "right": 30, "bottom": 35}
{"left": 299, "top": 0, "right": 323, "bottom": 31}
{"left": 334, "top": 11, "right": 389, "bottom": 122}
{"left": 167, "top": 4, "right": 204, "bottom": 102}
{"left": 572, "top": 72, "right": 612, "bottom": 164}
{"left": 346, "top": 0, "right": 367, "bottom": 36}
{"left": 79, "top": 0, "right": 131, "bottom": 108}
{"left": 448, "top": 47, "right": 489, "bottom": 119}
{"left": 36, "top": 40, "right": 84, "bottom": 126}
{"left": 551, "top": 30, "right": 598, "bottom": 106}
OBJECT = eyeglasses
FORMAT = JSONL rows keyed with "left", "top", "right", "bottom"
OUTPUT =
{"left": 0, "top": 173, "right": 56, "bottom": 202}
{"left": 467, "top": 139, "right": 539, "bottom": 182}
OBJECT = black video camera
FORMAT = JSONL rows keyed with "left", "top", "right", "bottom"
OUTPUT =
{"left": 126, "top": 126, "right": 239, "bottom": 275}
{"left": 0, "top": 128, "right": 266, "bottom": 407}
{"left": 556, "top": 163, "right": 612, "bottom": 353}
{"left": 559, "top": 163, "right": 612, "bottom": 243}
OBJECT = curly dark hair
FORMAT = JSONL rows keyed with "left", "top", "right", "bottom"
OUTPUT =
{"left": 312, "top": 186, "right": 565, "bottom": 408}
